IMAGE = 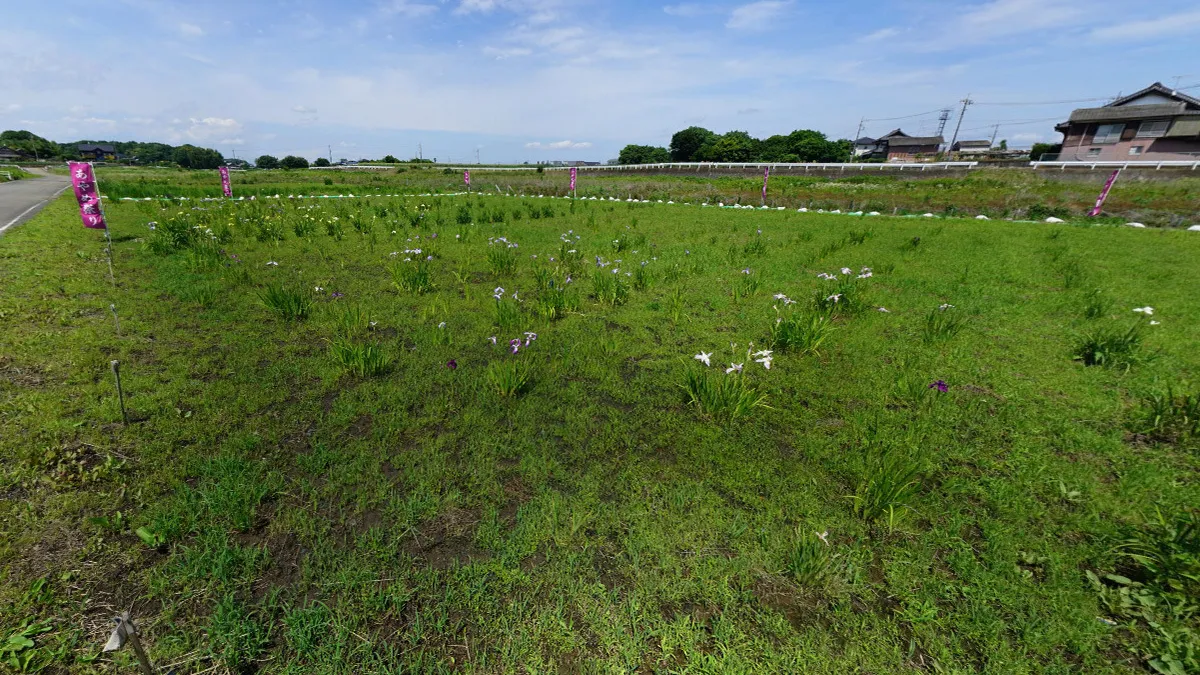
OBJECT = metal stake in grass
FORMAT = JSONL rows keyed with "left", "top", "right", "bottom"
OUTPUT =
{"left": 103, "top": 612, "right": 155, "bottom": 675}
{"left": 110, "top": 303, "right": 121, "bottom": 336}
{"left": 111, "top": 360, "right": 128, "bottom": 425}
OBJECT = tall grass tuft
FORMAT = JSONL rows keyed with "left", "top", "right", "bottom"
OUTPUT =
{"left": 329, "top": 340, "right": 391, "bottom": 377}
{"left": 769, "top": 312, "right": 833, "bottom": 355}
{"left": 259, "top": 284, "right": 312, "bottom": 321}
{"left": 851, "top": 445, "right": 923, "bottom": 531}
{"left": 785, "top": 530, "right": 833, "bottom": 586}
{"left": 1074, "top": 323, "right": 1147, "bottom": 370}
{"left": 333, "top": 304, "right": 372, "bottom": 338}
{"left": 922, "top": 306, "right": 967, "bottom": 343}
{"left": 681, "top": 368, "right": 769, "bottom": 423}
{"left": 1134, "top": 386, "right": 1199, "bottom": 446}
{"left": 494, "top": 298, "right": 522, "bottom": 330}
{"left": 1082, "top": 288, "right": 1112, "bottom": 320}
{"left": 487, "top": 359, "right": 533, "bottom": 397}
{"left": 487, "top": 246, "right": 518, "bottom": 277}
{"left": 592, "top": 270, "right": 629, "bottom": 306}
{"left": 391, "top": 261, "right": 432, "bottom": 294}
{"left": 535, "top": 286, "right": 578, "bottom": 321}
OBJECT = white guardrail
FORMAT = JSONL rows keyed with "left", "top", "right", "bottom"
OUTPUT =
{"left": 441, "top": 162, "right": 981, "bottom": 172}
{"left": 1031, "top": 160, "right": 1200, "bottom": 170}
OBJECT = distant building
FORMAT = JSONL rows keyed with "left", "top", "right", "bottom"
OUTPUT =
{"left": 878, "top": 129, "right": 944, "bottom": 162}
{"left": 1053, "top": 82, "right": 1200, "bottom": 161}
{"left": 0, "top": 146, "right": 26, "bottom": 161}
{"left": 951, "top": 140, "right": 992, "bottom": 156}
{"left": 77, "top": 143, "right": 117, "bottom": 160}
{"left": 853, "top": 137, "right": 882, "bottom": 158}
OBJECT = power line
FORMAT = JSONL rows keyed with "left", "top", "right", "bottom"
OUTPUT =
{"left": 973, "top": 96, "right": 1114, "bottom": 106}
{"left": 863, "top": 107, "right": 951, "bottom": 122}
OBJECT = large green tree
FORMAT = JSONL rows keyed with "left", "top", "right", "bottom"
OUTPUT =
{"left": 172, "top": 144, "right": 224, "bottom": 169}
{"left": 313, "top": 157, "right": 331, "bottom": 167}
{"left": 280, "top": 155, "right": 310, "bottom": 170}
{"left": 255, "top": 155, "right": 280, "bottom": 169}
{"left": 697, "top": 131, "right": 758, "bottom": 162}
{"left": 669, "top": 126, "right": 716, "bottom": 162}
{"left": 618, "top": 145, "right": 670, "bottom": 165}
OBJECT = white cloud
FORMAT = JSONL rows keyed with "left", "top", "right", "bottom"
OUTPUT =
{"left": 663, "top": 3, "right": 708, "bottom": 17}
{"left": 957, "top": 0, "right": 1080, "bottom": 34}
{"left": 456, "top": 0, "right": 498, "bottom": 12}
{"left": 292, "top": 105, "right": 318, "bottom": 114}
{"left": 3, "top": 103, "right": 20, "bottom": 112}
{"left": 218, "top": 138, "right": 245, "bottom": 145}
{"left": 179, "top": 22, "right": 205, "bottom": 37}
{"left": 483, "top": 46, "right": 533, "bottom": 59}
{"left": 526, "top": 140, "right": 592, "bottom": 149}
{"left": 380, "top": 0, "right": 439, "bottom": 18}
{"left": 1090, "top": 9, "right": 1200, "bottom": 40}
{"left": 727, "top": 1, "right": 791, "bottom": 30}
{"left": 859, "top": 27, "right": 899, "bottom": 42}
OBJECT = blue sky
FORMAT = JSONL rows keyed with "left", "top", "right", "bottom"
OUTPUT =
{"left": 3, "top": 0, "right": 1200, "bottom": 162}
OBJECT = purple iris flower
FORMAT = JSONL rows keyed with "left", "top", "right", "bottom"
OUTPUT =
{"left": 510, "top": 338, "right": 521, "bottom": 354}
{"left": 928, "top": 380, "right": 948, "bottom": 393}
{"left": 331, "top": 292, "right": 344, "bottom": 299}
{"left": 447, "top": 359, "right": 457, "bottom": 370}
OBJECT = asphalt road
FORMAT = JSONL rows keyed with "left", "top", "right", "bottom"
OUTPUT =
{"left": 0, "top": 170, "right": 71, "bottom": 235}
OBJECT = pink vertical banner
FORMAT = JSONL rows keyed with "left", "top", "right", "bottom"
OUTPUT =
{"left": 1088, "top": 169, "right": 1121, "bottom": 216}
{"left": 464, "top": 170, "right": 471, "bottom": 188}
{"left": 569, "top": 167, "right": 577, "bottom": 192}
{"left": 68, "top": 161, "right": 107, "bottom": 229}
{"left": 762, "top": 166, "right": 770, "bottom": 204}
{"left": 219, "top": 166, "right": 232, "bottom": 197}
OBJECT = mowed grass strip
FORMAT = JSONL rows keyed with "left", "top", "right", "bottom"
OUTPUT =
{"left": 1, "top": 191, "right": 1198, "bottom": 672}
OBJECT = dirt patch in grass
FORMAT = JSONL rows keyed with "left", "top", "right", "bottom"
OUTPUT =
{"left": 404, "top": 506, "right": 489, "bottom": 570}
{"left": 0, "top": 356, "right": 52, "bottom": 388}
{"left": 752, "top": 575, "right": 831, "bottom": 631}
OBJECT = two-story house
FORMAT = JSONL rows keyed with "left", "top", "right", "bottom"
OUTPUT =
{"left": 1053, "top": 83, "right": 1200, "bottom": 161}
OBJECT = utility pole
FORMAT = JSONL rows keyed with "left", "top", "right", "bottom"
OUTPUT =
{"left": 948, "top": 95, "right": 973, "bottom": 153}
{"left": 328, "top": 145, "right": 333, "bottom": 163}
{"left": 852, "top": 117, "right": 865, "bottom": 161}
{"left": 989, "top": 124, "right": 1001, "bottom": 147}
{"left": 475, "top": 148, "right": 480, "bottom": 164}
{"left": 418, "top": 143, "right": 423, "bottom": 160}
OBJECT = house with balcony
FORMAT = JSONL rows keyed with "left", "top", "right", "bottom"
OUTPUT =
{"left": 1053, "top": 83, "right": 1200, "bottom": 161}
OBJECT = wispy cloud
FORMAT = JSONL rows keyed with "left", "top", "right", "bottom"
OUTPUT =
{"left": 380, "top": 0, "right": 439, "bottom": 18}
{"left": 1090, "top": 9, "right": 1200, "bottom": 40}
{"left": 859, "top": 27, "right": 899, "bottom": 42}
{"left": 483, "top": 46, "right": 533, "bottom": 59}
{"left": 727, "top": 1, "right": 791, "bottom": 30}
{"left": 179, "top": 22, "right": 204, "bottom": 37}
{"left": 956, "top": 0, "right": 1081, "bottom": 34}
{"left": 526, "top": 140, "right": 592, "bottom": 149}
{"left": 663, "top": 3, "right": 710, "bottom": 17}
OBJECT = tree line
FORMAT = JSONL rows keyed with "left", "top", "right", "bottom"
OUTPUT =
{"left": 618, "top": 126, "right": 854, "bottom": 165}
{"left": 0, "top": 130, "right": 229, "bottom": 168}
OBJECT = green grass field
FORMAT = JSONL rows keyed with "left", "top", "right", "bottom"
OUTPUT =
{"left": 89, "top": 165, "right": 1200, "bottom": 227}
{"left": 2, "top": 188, "right": 1199, "bottom": 673}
